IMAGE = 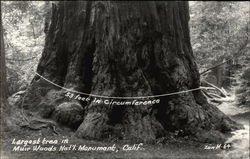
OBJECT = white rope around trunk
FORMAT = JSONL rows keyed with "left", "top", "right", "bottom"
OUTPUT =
{"left": 35, "top": 72, "right": 209, "bottom": 99}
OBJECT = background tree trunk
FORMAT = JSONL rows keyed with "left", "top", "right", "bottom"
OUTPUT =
{"left": 1, "top": 2, "right": 8, "bottom": 129}
{"left": 23, "top": 1, "right": 241, "bottom": 142}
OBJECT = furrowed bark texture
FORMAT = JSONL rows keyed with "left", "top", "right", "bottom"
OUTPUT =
{"left": 22, "top": 1, "right": 241, "bottom": 142}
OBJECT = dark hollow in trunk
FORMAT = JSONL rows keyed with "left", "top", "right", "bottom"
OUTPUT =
{"left": 23, "top": 1, "right": 241, "bottom": 142}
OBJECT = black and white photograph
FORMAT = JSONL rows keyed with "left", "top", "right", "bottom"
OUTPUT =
{"left": 0, "top": 1, "right": 249, "bottom": 159}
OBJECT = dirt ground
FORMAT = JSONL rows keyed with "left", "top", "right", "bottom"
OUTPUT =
{"left": 1, "top": 126, "right": 226, "bottom": 159}
{"left": 1, "top": 107, "right": 249, "bottom": 159}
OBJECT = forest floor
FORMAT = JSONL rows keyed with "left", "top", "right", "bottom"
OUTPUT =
{"left": 0, "top": 128, "right": 230, "bottom": 159}
{"left": 2, "top": 100, "right": 249, "bottom": 159}
{"left": 1, "top": 75, "right": 249, "bottom": 159}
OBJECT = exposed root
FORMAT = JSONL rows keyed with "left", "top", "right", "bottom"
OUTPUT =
{"left": 21, "top": 118, "right": 59, "bottom": 135}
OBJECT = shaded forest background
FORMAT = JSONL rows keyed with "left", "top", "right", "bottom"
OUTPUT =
{"left": 2, "top": 1, "right": 249, "bottom": 98}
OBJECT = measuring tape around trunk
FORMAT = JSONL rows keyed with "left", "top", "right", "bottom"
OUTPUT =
{"left": 35, "top": 72, "right": 209, "bottom": 99}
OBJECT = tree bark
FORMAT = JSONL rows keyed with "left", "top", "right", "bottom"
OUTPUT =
{"left": 23, "top": 1, "right": 241, "bottom": 142}
{"left": 0, "top": 2, "right": 8, "bottom": 129}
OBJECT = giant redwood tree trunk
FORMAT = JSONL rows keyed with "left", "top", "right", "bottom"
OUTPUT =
{"left": 22, "top": 1, "right": 240, "bottom": 142}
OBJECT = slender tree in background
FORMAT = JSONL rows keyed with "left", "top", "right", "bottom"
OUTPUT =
{"left": 44, "top": 1, "right": 51, "bottom": 34}
{"left": 0, "top": 2, "right": 8, "bottom": 128}
{"left": 22, "top": 1, "right": 240, "bottom": 142}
